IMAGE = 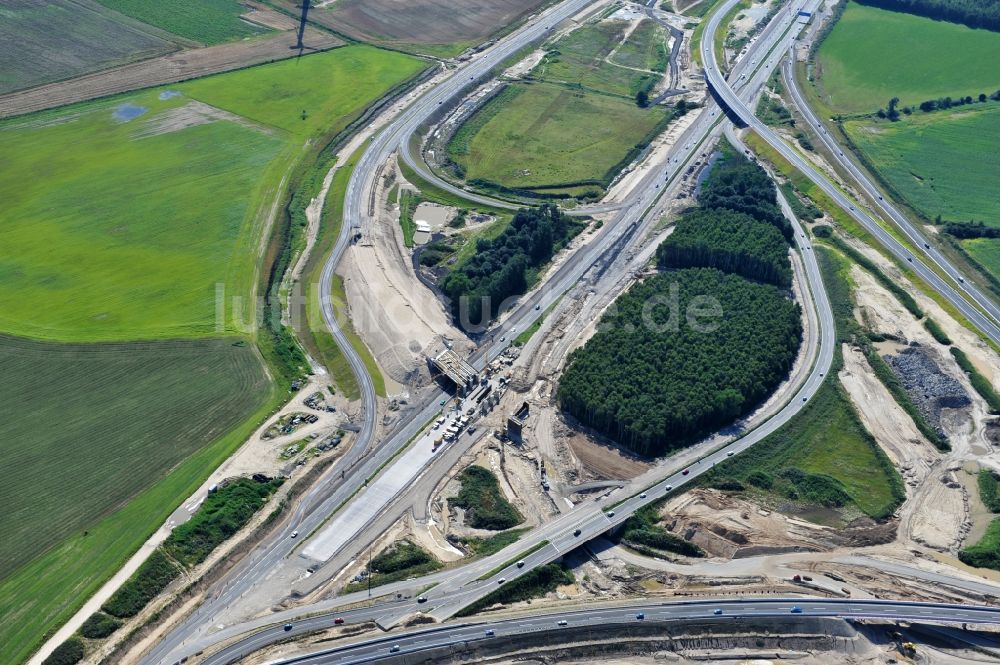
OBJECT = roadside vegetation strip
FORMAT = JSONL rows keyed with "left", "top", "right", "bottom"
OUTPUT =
{"left": 960, "top": 518, "right": 1000, "bottom": 572}
{"left": 979, "top": 469, "right": 1000, "bottom": 513}
{"left": 620, "top": 502, "right": 704, "bottom": 558}
{"left": 813, "top": 3, "right": 1000, "bottom": 114}
{"left": 742, "top": 132, "right": 998, "bottom": 352}
{"left": 951, "top": 348, "right": 1000, "bottom": 415}
{"left": 460, "top": 528, "right": 531, "bottom": 558}
{"left": 457, "top": 563, "right": 574, "bottom": 617}
{"left": 924, "top": 318, "right": 953, "bottom": 345}
{"left": 478, "top": 540, "right": 551, "bottom": 581}
{"left": 94, "top": 0, "right": 267, "bottom": 44}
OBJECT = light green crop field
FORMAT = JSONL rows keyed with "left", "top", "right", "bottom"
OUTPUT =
{"left": 0, "top": 45, "right": 425, "bottom": 663}
{"left": 449, "top": 82, "right": 670, "bottom": 192}
{"left": 0, "top": 47, "right": 424, "bottom": 343}
{"left": 94, "top": 0, "right": 265, "bottom": 44}
{"left": 537, "top": 19, "right": 661, "bottom": 99}
{"left": 963, "top": 239, "right": 1000, "bottom": 283}
{"left": 815, "top": 3, "right": 1000, "bottom": 114}
{"left": 176, "top": 45, "right": 427, "bottom": 137}
{"left": 844, "top": 105, "right": 1000, "bottom": 225}
{"left": 0, "top": 93, "right": 285, "bottom": 342}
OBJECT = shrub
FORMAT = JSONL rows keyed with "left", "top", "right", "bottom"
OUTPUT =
{"left": 101, "top": 549, "right": 180, "bottom": 619}
{"left": 450, "top": 466, "right": 524, "bottom": 530}
{"left": 78, "top": 612, "right": 122, "bottom": 640}
{"left": 42, "top": 638, "right": 84, "bottom": 665}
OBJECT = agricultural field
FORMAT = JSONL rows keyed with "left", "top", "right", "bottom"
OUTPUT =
{"left": 0, "top": 46, "right": 425, "bottom": 343}
{"left": 94, "top": 0, "right": 266, "bottom": 44}
{"left": 284, "top": 0, "right": 548, "bottom": 57}
{"left": 0, "top": 45, "right": 425, "bottom": 663}
{"left": 843, "top": 104, "right": 1000, "bottom": 225}
{"left": 962, "top": 238, "right": 1000, "bottom": 284}
{"left": 0, "top": 0, "right": 177, "bottom": 95}
{"left": 0, "top": 92, "right": 285, "bottom": 342}
{"left": 448, "top": 82, "right": 671, "bottom": 194}
{"left": 814, "top": 3, "right": 1000, "bottom": 114}
{"left": 0, "top": 336, "right": 274, "bottom": 665}
{"left": 176, "top": 45, "right": 426, "bottom": 137}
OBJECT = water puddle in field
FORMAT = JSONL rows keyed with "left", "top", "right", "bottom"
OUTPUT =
{"left": 158, "top": 90, "right": 182, "bottom": 100}
{"left": 113, "top": 103, "right": 148, "bottom": 123}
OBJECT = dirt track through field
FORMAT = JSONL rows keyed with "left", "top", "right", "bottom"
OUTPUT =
{"left": 0, "top": 28, "right": 342, "bottom": 119}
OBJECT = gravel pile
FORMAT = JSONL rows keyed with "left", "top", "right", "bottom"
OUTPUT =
{"left": 885, "top": 345, "right": 970, "bottom": 441}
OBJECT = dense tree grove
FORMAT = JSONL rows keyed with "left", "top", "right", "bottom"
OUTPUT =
{"left": 699, "top": 153, "right": 792, "bottom": 240}
{"left": 943, "top": 220, "right": 1000, "bottom": 238}
{"left": 656, "top": 208, "right": 792, "bottom": 287}
{"left": 856, "top": 0, "right": 1000, "bottom": 31}
{"left": 557, "top": 268, "right": 802, "bottom": 456}
{"left": 441, "top": 205, "right": 575, "bottom": 329}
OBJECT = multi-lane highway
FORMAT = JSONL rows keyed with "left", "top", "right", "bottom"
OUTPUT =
{"left": 206, "top": 599, "right": 1000, "bottom": 665}
{"left": 700, "top": 0, "right": 1000, "bottom": 344}
{"left": 778, "top": 50, "right": 1000, "bottom": 323}
{"left": 144, "top": 2, "right": 835, "bottom": 662}
{"left": 142, "top": 3, "right": 996, "bottom": 664}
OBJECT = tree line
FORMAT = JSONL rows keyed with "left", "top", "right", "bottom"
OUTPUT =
{"left": 878, "top": 89, "right": 1000, "bottom": 119}
{"left": 656, "top": 208, "right": 792, "bottom": 287}
{"left": 856, "top": 0, "right": 1000, "bottom": 32}
{"left": 440, "top": 204, "right": 577, "bottom": 329}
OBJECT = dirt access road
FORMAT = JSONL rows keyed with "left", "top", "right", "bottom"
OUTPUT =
{"left": 0, "top": 28, "right": 342, "bottom": 119}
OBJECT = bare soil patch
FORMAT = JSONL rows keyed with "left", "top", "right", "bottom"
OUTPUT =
{"left": 0, "top": 28, "right": 343, "bottom": 119}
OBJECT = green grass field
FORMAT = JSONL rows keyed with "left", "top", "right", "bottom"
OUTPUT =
{"left": 609, "top": 19, "right": 669, "bottom": 72}
{"left": 963, "top": 238, "right": 1000, "bottom": 282}
{"left": 449, "top": 81, "right": 669, "bottom": 193}
{"left": 0, "top": 0, "right": 176, "bottom": 94}
{"left": 815, "top": 3, "right": 1000, "bottom": 114}
{"left": 844, "top": 105, "right": 1000, "bottom": 225}
{"left": 176, "top": 46, "right": 426, "bottom": 137}
{"left": 0, "top": 45, "right": 424, "bottom": 663}
{"left": 538, "top": 19, "right": 662, "bottom": 99}
{"left": 94, "top": 0, "right": 265, "bottom": 44}
{"left": 0, "top": 93, "right": 285, "bottom": 342}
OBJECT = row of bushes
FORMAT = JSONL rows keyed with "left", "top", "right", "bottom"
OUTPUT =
{"left": 951, "top": 347, "right": 1000, "bottom": 415}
